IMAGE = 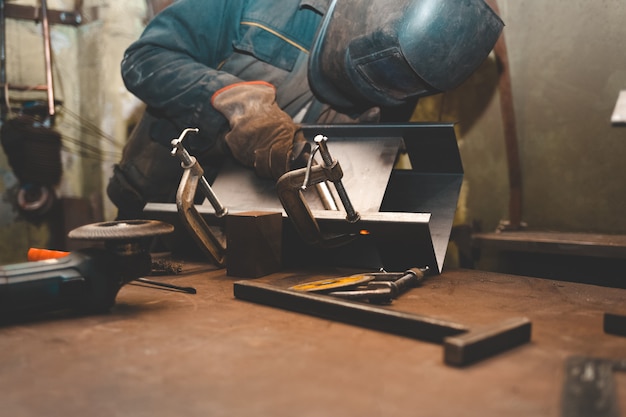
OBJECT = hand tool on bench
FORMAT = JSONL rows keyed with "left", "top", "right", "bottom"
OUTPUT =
{"left": 323, "top": 267, "right": 430, "bottom": 304}
{"left": 27, "top": 248, "right": 196, "bottom": 295}
{"left": 0, "top": 219, "right": 174, "bottom": 321}
{"left": 288, "top": 269, "right": 409, "bottom": 292}
{"left": 234, "top": 279, "right": 532, "bottom": 366}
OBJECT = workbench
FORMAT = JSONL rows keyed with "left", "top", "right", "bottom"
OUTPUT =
{"left": 1, "top": 265, "right": 624, "bottom": 417}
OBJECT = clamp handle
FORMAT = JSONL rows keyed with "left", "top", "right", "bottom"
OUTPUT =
{"left": 312, "top": 135, "right": 360, "bottom": 223}
{"left": 170, "top": 128, "right": 228, "bottom": 218}
{"left": 171, "top": 128, "right": 227, "bottom": 266}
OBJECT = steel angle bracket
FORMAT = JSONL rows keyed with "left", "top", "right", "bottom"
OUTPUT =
{"left": 234, "top": 280, "right": 531, "bottom": 367}
{"left": 291, "top": 123, "right": 463, "bottom": 273}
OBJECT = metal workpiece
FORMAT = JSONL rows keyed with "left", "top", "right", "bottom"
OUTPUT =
{"left": 171, "top": 128, "right": 227, "bottom": 266}
{"left": 148, "top": 123, "right": 464, "bottom": 272}
{"left": 234, "top": 279, "right": 532, "bottom": 366}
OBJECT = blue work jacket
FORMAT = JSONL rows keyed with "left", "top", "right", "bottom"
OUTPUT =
{"left": 121, "top": 0, "right": 329, "bottom": 151}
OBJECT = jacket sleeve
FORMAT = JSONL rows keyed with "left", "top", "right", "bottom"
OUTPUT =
{"left": 121, "top": 0, "right": 245, "bottom": 141}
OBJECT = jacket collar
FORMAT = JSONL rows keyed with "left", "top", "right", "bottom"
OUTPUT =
{"left": 301, "top": 0, "right": 331, "bottom": 15}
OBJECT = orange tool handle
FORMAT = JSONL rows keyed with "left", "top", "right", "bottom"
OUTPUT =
{"left": 27, "top": 248, "right": 70, "bottom": 262}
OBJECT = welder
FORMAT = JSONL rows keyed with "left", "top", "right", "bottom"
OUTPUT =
{"left": 106, "top": 0, "right": 503, "bottom": 220}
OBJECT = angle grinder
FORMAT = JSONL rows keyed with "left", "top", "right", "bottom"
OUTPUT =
{"left": 0, "top": 219, "right": 174, "bottom": 321}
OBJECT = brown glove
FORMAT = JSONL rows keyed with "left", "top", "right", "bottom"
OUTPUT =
{"left": 211, "top": 81, "right": 310, "bottom": 180}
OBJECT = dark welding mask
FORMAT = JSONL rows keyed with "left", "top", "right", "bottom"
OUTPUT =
{"left": 308, "top": 0, "right": 504, "bottom": 111}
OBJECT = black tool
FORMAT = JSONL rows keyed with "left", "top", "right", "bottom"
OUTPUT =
{"left": 134, "top": 277, "right": 197, "bottom": 294}
{"left": 604, "top": 312, "right": 626, "bottom": 337}
{"left": 326, "top": 267, "right": 429, "bottom": 304}
{"left": 561, "top": 356, "right": 626, "bottom": 417}
{"left": 0, "top": 220, "right": 174, "bottom": 320}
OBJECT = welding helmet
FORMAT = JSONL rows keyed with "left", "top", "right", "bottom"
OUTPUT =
{"left": 308, "top": 0, "right": 504, "bottom": 111}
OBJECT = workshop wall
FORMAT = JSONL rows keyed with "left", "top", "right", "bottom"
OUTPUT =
{"left": 416, "top": 0, "right": 626, "bottom": 237}
{"left": 0, "top": 0, "right": 145, "bottom": 263}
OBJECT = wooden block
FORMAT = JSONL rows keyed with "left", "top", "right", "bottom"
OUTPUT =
{"left": 226, "top": 211, "right": 282, "bottom": 278}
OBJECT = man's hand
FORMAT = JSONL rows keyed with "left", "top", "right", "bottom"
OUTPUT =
{"left": 211, "top": 81, "right": 310, "bottom": 180}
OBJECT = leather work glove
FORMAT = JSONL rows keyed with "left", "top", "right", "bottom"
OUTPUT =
{"left": 211, "top": 81, "right": 310, "bottom": 180}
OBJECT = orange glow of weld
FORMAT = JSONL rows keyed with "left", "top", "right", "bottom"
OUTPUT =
{"left": 359, "top": 230, "right": 371, "bottom": 235}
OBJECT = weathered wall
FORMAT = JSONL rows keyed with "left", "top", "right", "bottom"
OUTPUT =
{"left": 500, "top": 0, "right": 626, "bottom": 234}
{"left": 77, "top": 0, "right": 147, "bottom": 222}
{"left": 0, "top": 0, "right": 145, "bottom": 263}
{"left": 416, "top": 0, "right": 626, "bottom": 237}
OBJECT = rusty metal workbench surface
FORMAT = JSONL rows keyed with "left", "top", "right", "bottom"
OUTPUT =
{"left": 0, "top": 265, "right": 624, "bottom": 417}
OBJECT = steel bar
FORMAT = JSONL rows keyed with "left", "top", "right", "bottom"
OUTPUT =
{"left": 234, "top": 280, "right": 532, "bottom": 366}
{"left": 234, "top": 280, "right": 467, "bottom": 344}
{"left": 326, "top": 287, "right": 393, "bottom": 303}
{"left": 443, "top": 317, "right": 532, "bottom": 366}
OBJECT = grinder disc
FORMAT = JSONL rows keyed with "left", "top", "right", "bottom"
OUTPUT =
{"left": 68, "top": 220, "right": 174, "bottom": 240}
{"left": 289, "top": 274, "right": 375, "bottom": 292}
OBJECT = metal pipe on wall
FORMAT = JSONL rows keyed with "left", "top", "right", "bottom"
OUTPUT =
{"left": 40, "top": 0, "right": 56, "bottom": 124}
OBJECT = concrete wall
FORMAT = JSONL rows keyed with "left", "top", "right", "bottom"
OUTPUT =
{"left": 416, "top": 0, "right": 626, "bottom": 236}
{"left": 0, "top": 0, "right": 625, "bottom": 265}
{"left": 499, "top": 1, "right": 626, "bottom": 234}
{"left": 0, "top": 0, "right": 145, "bottom": 263}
